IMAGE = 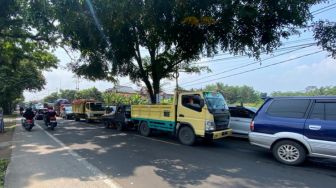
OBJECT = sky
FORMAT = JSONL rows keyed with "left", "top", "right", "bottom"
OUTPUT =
{"left": 24, "top": 2, "right": 336, "bottom": 101}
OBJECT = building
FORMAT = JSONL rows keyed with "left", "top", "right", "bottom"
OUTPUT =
{"left": 105, "top": 85, "right": 138, "bottom": 97}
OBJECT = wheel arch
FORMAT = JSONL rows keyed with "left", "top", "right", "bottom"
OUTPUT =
{"left": 176, "top": 122, "right": 195, "bottom": 135}
{"left": 271, "top": 138, "right": 310, "bottom": 155}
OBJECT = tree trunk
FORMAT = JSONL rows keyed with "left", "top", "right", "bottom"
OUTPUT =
{"left": 152, "top": 78, "right": 161, "bottom": 104}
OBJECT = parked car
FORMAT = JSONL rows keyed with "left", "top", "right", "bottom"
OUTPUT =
{"left": 249, "top": 96, "right": 336, "bottom": 165}
{"left": 35, "top": 108, "right": 47, "bottom": 120}
{"left": 102, "top": 105, "right": 133, "bottom": 131}
{"left": 228, "top": 106, "right": 257, "bottom": 135}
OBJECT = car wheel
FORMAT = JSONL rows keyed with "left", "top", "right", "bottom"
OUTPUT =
{"left": 178, "top": 126, "right": 196, "bottom": 146}
{"left": 139, "top": 122, "right": 151, "bottom": 137}
{"left": 272, "top": 140, "right": 306, "bottom": 166}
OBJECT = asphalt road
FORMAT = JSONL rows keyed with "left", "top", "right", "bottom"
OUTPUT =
{"left": 39, "top": 119, "right": 336, "bottom": 188}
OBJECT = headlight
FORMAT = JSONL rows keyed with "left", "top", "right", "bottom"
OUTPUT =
{"left": 205, "top": 120, "right": 215, "bottom": 131}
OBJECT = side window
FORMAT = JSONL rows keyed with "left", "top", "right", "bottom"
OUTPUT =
{"left": 325, "top": 103, "right": 336, "bottom": 121}
{"left": 267, "top": 99, "right": 310, "bottom": 118}
{"left": 182, "top": 94, "right": 202, "bottom": 112}
{"left": 229, "top": 108, "right": 238, "bottom": 117}
{"left": 309, "top": 103, "right": 324, "bottom": 120}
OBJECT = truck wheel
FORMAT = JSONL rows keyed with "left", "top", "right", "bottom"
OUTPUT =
{"left": 116, "top": 122, "right": 124, "bottom": 131}
{"left": 272, "top": 140, "right": 306, "bottom": 166}
{"left": 139, "top": 122, "right": 151, "bottom": 137}
{"left": 104, "top": 121, "right": 110, "bottom": 129}
{"left": 75, "top": 117, "right": 80, "bottom": 121}
{"left": 178, "top": 126, "right": 196, "bottom": 146}
{"left": 86, "top": 119, "right": 92, "bottom": 123}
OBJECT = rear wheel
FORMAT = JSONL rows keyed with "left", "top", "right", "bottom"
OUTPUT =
{"left": 75, "top": 117, "right": 80, "bottom": 121}
{"left": 139, "top": 122, "right": 151, "bottom": 137}
{"left": 272, "top": 140, "right": 306, "bottom": 166}
{"left": 104, "top": 121, "right": 110, "bottom": 129}
{"left": 178, "top": 126, "right": 196, "bottom": 146}
{"left": 116, "top": 122, "right": 124, "bottom": 131}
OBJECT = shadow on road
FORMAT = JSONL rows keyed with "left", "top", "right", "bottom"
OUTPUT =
{"left": 13, "top": 119, "right": 336, "bottom": 188}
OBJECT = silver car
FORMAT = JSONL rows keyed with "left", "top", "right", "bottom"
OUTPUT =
{"left": 228, "top": 106, "right": 257, "bottom": 135}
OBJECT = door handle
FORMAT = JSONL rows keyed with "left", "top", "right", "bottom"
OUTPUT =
{"left": 309, "top": 125, "right": 321, "bottom": 130}
{"left": 179, "top": 114, "right": 184, "bottom": 117}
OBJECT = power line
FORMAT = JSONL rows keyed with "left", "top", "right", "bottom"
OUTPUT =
{"left": 174, "top": 44, "right": 315, "bottom": 88}
{"left": 313, "top": 5, "right": 336, "bottom": 15}
{"left": 179, "top": 50, "right": 323, "bottom": 88}
{"left": 192, "top": 42, "right": 316, "bottom": 65}
{"left": 311, "top": 2, "right": 336, "bottom": 14}
{"left": 203, "top": 37, "right": 314, "bottom": 59}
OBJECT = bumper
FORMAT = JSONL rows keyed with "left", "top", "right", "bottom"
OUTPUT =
{"left": 88, "top": 116, "right": 103, "bottom": 120}
{"left": 248, "top": 132, "right": 277, "bottom": 149}
{"left": 205, "top": 129, "right": 232, "bottom": 140}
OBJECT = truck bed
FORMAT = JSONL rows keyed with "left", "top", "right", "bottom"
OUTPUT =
{"left": 131, "top": 105, "right": 176, "bottom": 132}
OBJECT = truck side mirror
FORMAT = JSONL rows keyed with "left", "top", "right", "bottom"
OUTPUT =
{"left": 199, "top": 99, "right": 205, "bottom": 108}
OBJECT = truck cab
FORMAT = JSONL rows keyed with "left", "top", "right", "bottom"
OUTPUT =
{"left": 131, "top": 91, "right": 232, "bottom": 145}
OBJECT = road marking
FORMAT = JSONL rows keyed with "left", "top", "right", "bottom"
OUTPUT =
{"left": 35, "top": 122, "right": 123, "bottom": 188}
{"left": 133, "top": 134, "right": 180, "bottom": 146}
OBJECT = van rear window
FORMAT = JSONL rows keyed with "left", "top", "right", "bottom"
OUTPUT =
{"left": 267, "top": 99, "right": 310, "bottom": 118}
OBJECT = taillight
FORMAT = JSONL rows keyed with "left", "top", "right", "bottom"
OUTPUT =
{"left": 27, "top": 120, "right": 33, "bottom": 123}
{"left": 250, "top": 121, "right": 254, "bottom": 131}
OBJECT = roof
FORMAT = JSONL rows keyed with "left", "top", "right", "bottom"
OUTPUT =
{"left": 106, "top": 85, "right": 137, "bottom": 94}
{"left": 271, "top": 96, "right": 336, "bottom": 100}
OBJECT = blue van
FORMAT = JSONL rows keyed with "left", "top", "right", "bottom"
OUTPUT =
{"left": 249, "top": 97, "right": 336, "bottom": 165}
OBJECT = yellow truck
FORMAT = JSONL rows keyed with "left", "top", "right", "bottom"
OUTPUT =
{"left": 131, "top": 91, "right": 232, "bottom": 145}
{"left": 72, "top": 99, "right": 105, "bottom": 123}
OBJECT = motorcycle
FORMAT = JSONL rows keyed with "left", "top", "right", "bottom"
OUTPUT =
{"left": 45, "top": 116, "right": 57, "bottom": 130}
{"left": 22, "top": 119, "right": 34, "bottom": 131}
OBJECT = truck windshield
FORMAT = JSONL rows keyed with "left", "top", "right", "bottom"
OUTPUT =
{"left": 90, "top": 103, "right": 104, "bottom": 111}
{"left": 203, "top": 92, "right": 228, "bottom": 112}
{"left": 65, "top": 107, "right": 72, "bottom": 112}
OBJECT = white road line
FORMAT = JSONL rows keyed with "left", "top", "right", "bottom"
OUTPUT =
{"left": 35, "top": 122, "right": 123, "bottom": 188}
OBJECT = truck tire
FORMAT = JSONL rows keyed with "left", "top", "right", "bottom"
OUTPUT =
{"left": 272, "top": 140, "right": 306, "bottom": 166}
{"left": 116, "top": 122, "right": 124, "bottom": 131}
{"left": 178, "top": 126, "right": 196, "bottom": 146}
{"left": 139, "top": 122, "right": 151, "bottom": 137}
{"left": 86, "top": 118, "right": 92, "bottom": 123}
{"left": 75, "top": 117, "right": 80, "bottom": 121}
{"left": 104, "top": 121, "right": 110, "bottom": 129}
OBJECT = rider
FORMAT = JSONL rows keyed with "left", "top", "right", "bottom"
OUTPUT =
{"left": 44, "top": 106, "right": 56, "bottom": 125}
{"left": 23, "top": 108, "right": 35, "bottom": 120}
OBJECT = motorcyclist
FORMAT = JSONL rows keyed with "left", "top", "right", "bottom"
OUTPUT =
{"left": 44, "top": 107, "right": 56, "bottom": 125}
{"left": 23, "top": 108, "right": 35, "bottom": 120}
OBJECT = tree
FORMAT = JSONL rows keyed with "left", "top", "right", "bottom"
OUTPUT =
{"left": 204, "top": 83, "right": 260, "bottom": 105}
{"left": 43, "top": 92, "right": 59, "bottom": 103}
{"left": 0, "top": 0, "right": 59, "bottom": 114}
{"left": 75, "top": 87, "right": 103, "bottom": 101}
{"left": 314, "top": 21, "right": 336, "bottom": 58}
{"left": 59, "top": 89, "right": 78, "bottom": 102}
{"left": 103, "top": 93, "right": 147, "bottom": 105}
{"left": 49, "top": 0, "right": 324, "bottom": 103}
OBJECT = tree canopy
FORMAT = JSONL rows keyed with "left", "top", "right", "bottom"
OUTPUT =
{"left": 0, "top": 0, "right": 59, "bottom": 114}
{"left": 48, "top": 0, "right": 327, "bottom": 103}
{"left": 204, "top": 83, "right": 261, "bottom": 105}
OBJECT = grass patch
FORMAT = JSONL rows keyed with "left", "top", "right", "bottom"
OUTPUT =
{"left": 3, "top": 114, "right": 17, "bottom": 119}
{"left": 0, "top": 159, "right": 9, "bottom": 188}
